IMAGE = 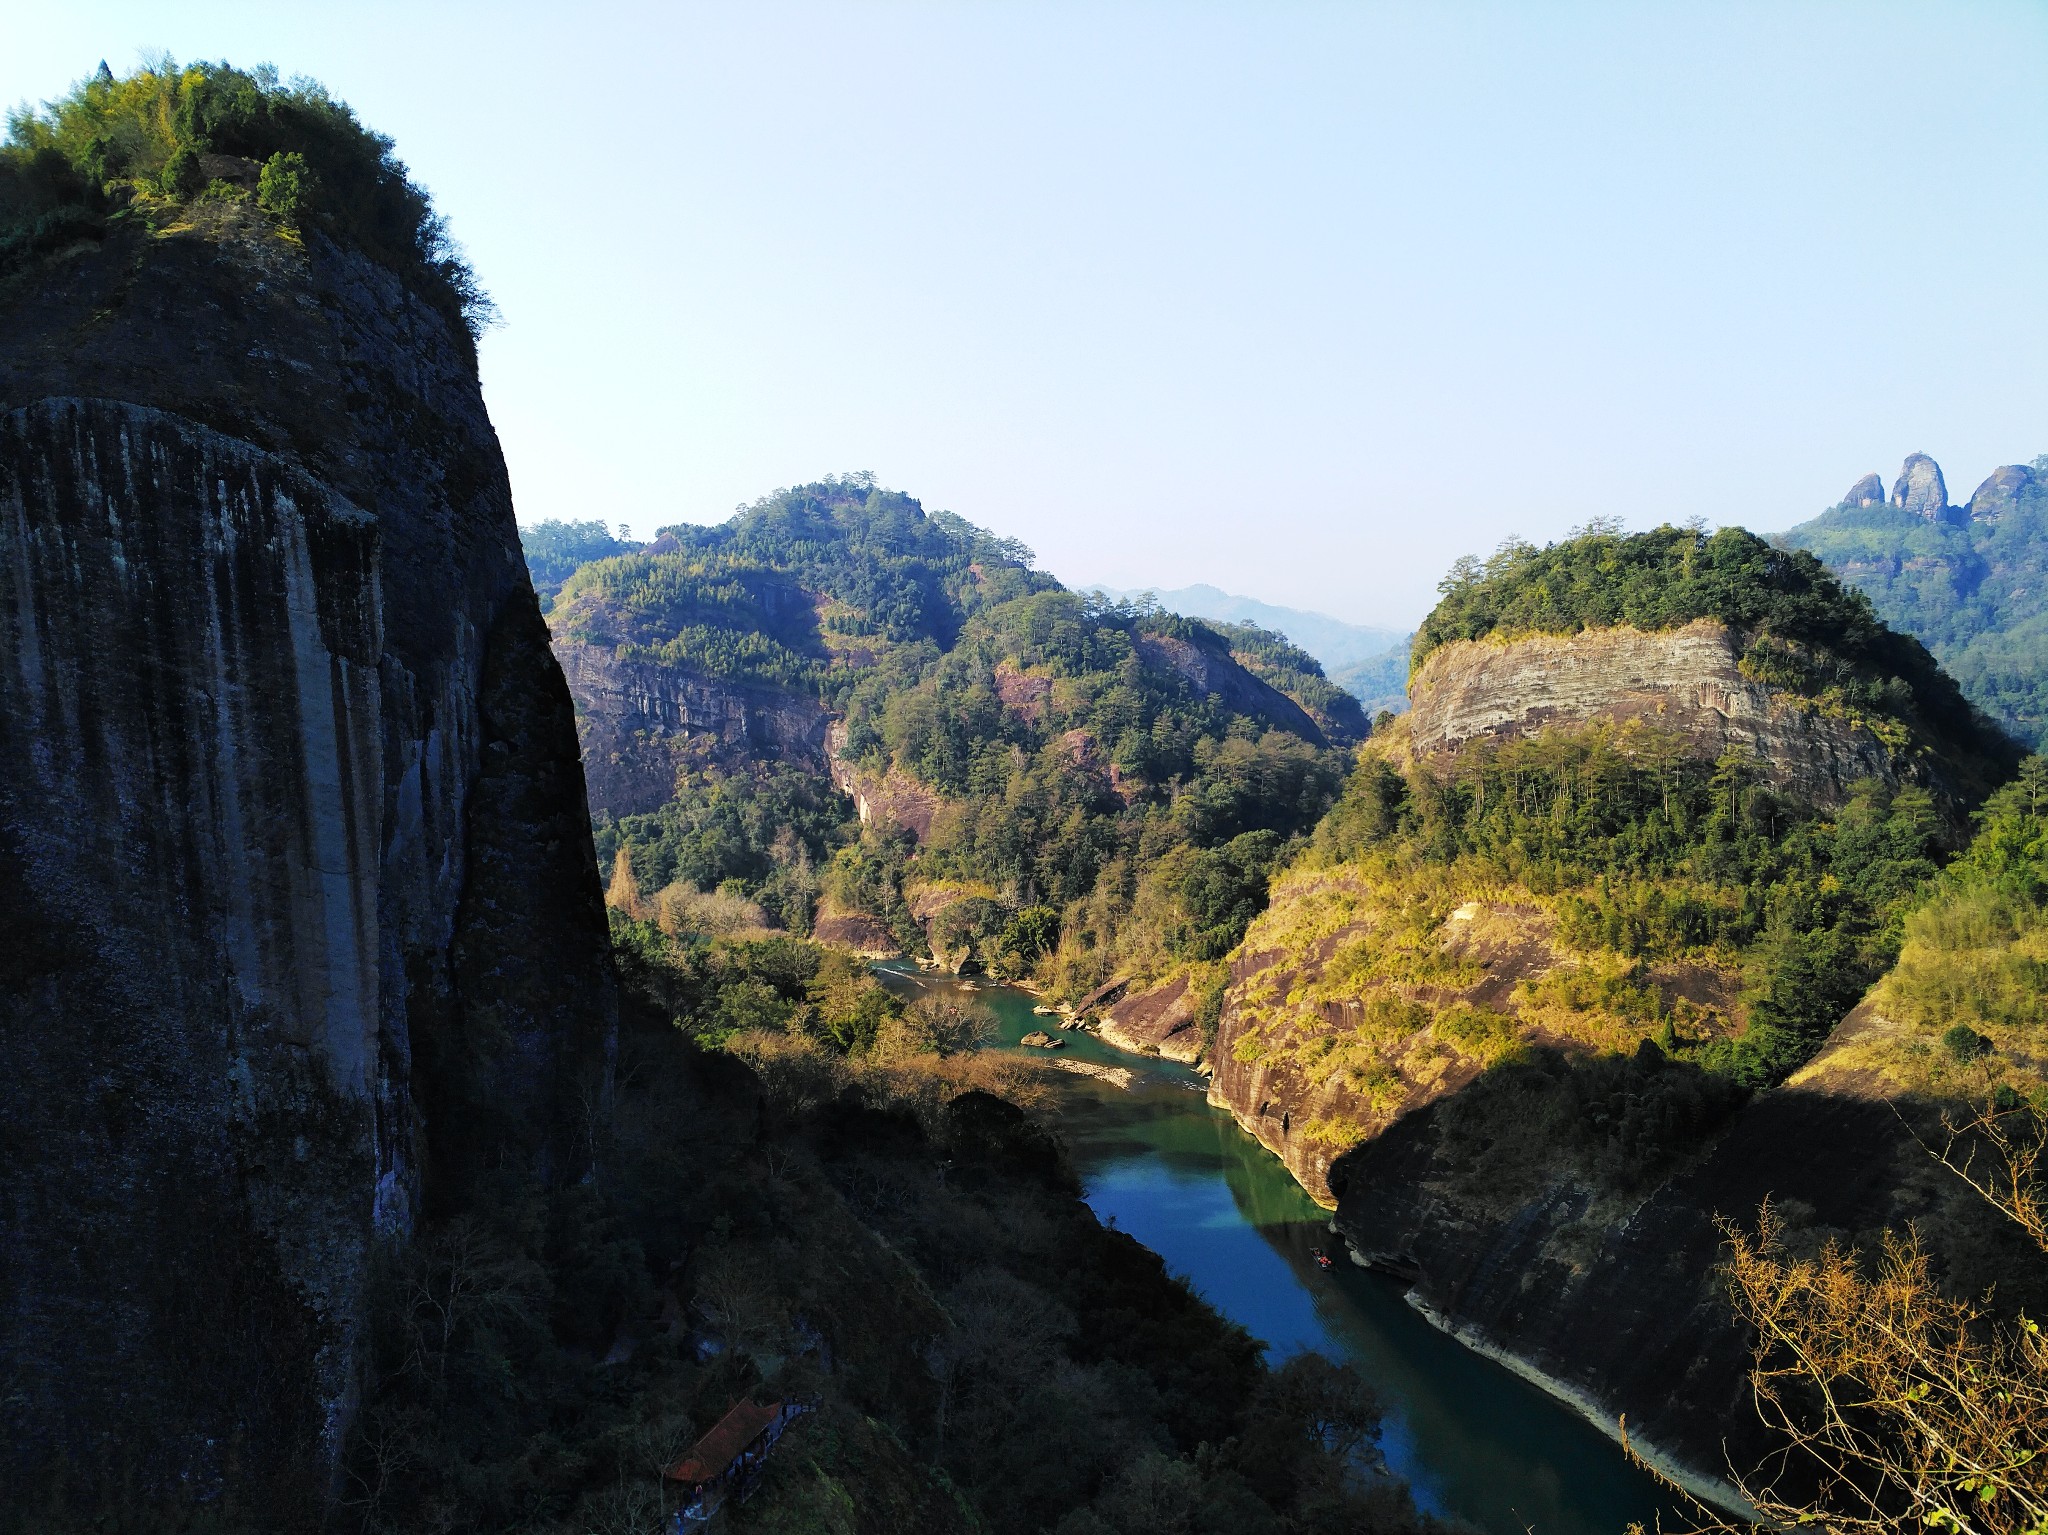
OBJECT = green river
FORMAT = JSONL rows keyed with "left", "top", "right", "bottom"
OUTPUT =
{"left": 875, "top": 963, "right": 1680, "bottom": 1535}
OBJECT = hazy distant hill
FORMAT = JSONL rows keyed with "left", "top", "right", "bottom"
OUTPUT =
{"left": 1082, "top": 582, "right": 1399, "bottom": 668}
{"left": 1084, "top": 582, "right": 1410, "bottom": 715}
{"left": 1328, "top": 641, "right": 1411, "bottom": 718}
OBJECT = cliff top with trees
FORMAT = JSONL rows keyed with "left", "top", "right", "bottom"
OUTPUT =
{"left": 1413, "top": 523, "right": 2007, "bottom": 769}
{"left": 0, "top": 58, "right": 488, "bottom": 348}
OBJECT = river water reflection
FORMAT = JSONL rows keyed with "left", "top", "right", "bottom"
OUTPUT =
{"left": 875, "top": 963, "right": 1680, "bottom": 1535}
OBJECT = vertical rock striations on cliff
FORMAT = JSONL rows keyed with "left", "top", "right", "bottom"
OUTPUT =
{"left": 0, "top": 200, "right": 614, "bottom": 1514}
{"left": 1892, "top": 451, "right": 1958, "bottom": 523}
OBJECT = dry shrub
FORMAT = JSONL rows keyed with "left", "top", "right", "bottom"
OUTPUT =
{"left": 726, "top": 1024, "right": 1058, "bottom": 1141}
{"left": 653, "top": 880, "right": 774, "bottom": 938}
{"left": 1635, "top": 1102, "right": 2048, "bottom": 1534}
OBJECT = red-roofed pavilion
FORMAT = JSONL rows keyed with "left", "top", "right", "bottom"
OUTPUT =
{"left": 665, "top": 1398, "right": 813, "bottom": 1525}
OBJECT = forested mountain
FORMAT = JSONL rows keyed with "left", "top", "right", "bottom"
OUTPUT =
{"left": 519, "top": 516, "right": 637, "bottom": 608}
{"left": 527, "top": 480, "right": 1362, "bottom": 1030}
{"left": 1785, "top": 452, "right": 2048, "bottom": 747}
{"left": 1328, "top": 638, "right": 1412, "bottom": 719}
{"left": 1192, "top": 520, "right": 2041, "bottom": 1495}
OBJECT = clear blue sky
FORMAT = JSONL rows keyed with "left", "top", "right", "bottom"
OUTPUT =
{"left": 11, "top": 3, "right": 2048, "bottom": 626}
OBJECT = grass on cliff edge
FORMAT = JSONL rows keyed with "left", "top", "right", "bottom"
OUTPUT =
{"left": 1817, "top": 756, "right": 2048, "bottom": 1103}
{"left": 1, "top": 58, "right": 488, "bottom": 345}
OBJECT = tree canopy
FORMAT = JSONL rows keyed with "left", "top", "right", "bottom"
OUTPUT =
{"left": 1, "top": 58, "right": 489, "bottom": 343}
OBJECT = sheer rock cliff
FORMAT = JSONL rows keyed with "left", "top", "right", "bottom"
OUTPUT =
{"left": 552, "top": 635, "right": 832, "bottom": 817}
{"left": 0, "top": 204, "right": 615, "bottom": 1516}
{"left": 1404, "top": 619, "right": 1909, "bottom": 807}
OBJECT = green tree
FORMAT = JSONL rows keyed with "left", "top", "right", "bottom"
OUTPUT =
{"left": 256, "top": 149, "right": 308, "bottom": 224}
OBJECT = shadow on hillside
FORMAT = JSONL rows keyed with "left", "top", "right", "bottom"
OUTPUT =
{"left": 1324, "top": 1046, "right": 2048, "bottom": 1488}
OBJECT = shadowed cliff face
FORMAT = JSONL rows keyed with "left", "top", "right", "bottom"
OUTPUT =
{"left": 1323, "top": 1015, "right": 2048, "bottom": 1500}
{"left": 0, "top": 205, "right": 615, "bottom": 1518}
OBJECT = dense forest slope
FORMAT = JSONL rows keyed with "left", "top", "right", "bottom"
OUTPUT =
{"left": 0, "top": 63, "right": 621, "bottom": 1521}
{"left": 530, "top": 487, "right": 1362, "bottom": 1025}
{"left": 1205, "top": 524, "right": 2036, "bottom": 1492}
{"left": 1787, "top": 451, "right": 2048, "bottom": 748}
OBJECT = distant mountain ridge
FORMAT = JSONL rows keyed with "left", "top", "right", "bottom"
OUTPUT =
{"left": 1081, "top": 582, "right": 1402, "bottom": 668}
{"left": 1083, "top": 581, "right": 1413, "bottom": 717}
{"left": 1784, "top": 450, "right": 2048, "bottom": 747}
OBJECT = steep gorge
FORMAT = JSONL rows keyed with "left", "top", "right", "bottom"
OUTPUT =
{"left": 0, "top": 198, "right": 615, "bottom": 1513}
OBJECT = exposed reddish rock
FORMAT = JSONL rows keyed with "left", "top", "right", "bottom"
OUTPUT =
{"left": 826, "top": 722, "right": 943, "bottom": 842}
{"left": 1099, "top": 973, "right": 1203, "bottom": 1063}
{"left": 993, "top": 662, "right": 1053, "bottom": 725}
{"left": 810, "top": 911, "right": 902, "bottom": 958}
{"left": 553, "top": 638, "right": 831, "bottom": 817}
{"left": 1135, "top": 632, "right": 1326, "bottom": 745}
{"left": 1076, "top": 976, "right": 1131, "bottom": 1017}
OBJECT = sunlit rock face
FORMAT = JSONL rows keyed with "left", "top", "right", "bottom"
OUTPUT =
{"left": 1403, "top": 619, "right": 1904, "bottom": 807}
{"left": 1892, "top": 451, "right": 1957, "bottom": 523}
{"left": 1968, "top": 463, "right": 2035, "bottom": 523}
{"left": 553, "top": 635, "right": 833, "bottom": 817}
{"left": 1842, "top": 470, "right": 1886, "bottom": 506}
{"left": 1203, "top": 604, "right": 2025, "bottom": 1499}
{"left": 0, "top": 208, "right": 614, "bottom": 1518}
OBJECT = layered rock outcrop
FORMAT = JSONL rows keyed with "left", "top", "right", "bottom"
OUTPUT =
{"left": 0, "top": 205, "right": 614, "bottom": 1516}
{"left": 1405, "top": 619, "right": 1904, "bottom": 807}
{"left": 1098, "top": 972, "right": 1204, "bottom": 1063}
{"left": 553, "top": 636, "right": 832, "bottom": 816}
{"left": 1201, "top": 597, "right": 2038, "bottom": 1490}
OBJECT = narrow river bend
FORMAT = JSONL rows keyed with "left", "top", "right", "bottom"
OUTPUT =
{"left": 875, "top": 964, "right": 1680, "bottom": 1535}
